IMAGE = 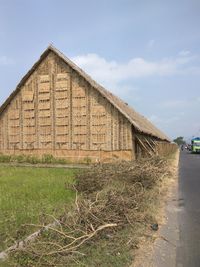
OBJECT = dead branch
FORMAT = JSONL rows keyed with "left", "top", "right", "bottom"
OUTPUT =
{"left": 45, "top": 223, "right": 117, "bottom": 256}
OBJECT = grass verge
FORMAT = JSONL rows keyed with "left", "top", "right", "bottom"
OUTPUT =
{"left": 0, "top": 153, "right": 92, "bottom": 165}
{"left": 0, "top": 166, "right": 77, "bottom": 251}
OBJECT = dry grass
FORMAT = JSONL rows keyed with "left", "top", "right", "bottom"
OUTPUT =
{"left": 131, "top": 151, "right": 179, "bottom": 267}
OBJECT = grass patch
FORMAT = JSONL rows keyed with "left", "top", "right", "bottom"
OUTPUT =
{"left": 0, "top": 153, "right": 93, "bottom": 165}
{"left": 6, "top": 156, "right": 174, "bottom": 267}
{"left": 0, "top": 153, "right": 70, "bottom": 165}
{"left": 0, "top": 166, "right": 77, "bottom": 251}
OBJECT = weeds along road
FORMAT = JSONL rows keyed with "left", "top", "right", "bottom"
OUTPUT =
{"left": 177, "top": 150, "right": 200, "bottom": 267}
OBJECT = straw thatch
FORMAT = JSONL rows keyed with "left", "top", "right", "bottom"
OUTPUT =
{"left": 0, "top": 45, "right": 171, "bottom": 162}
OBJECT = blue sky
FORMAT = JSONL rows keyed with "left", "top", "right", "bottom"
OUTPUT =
{"left": 0, "top": 0, "right": 200, "bottom": 140}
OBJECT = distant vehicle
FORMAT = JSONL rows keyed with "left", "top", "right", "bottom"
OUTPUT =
{"left": 191, "top": 137, "right": 200, "bottom": 153}
{"left": 181, "top": 144, "right": 190, "bottom": 151}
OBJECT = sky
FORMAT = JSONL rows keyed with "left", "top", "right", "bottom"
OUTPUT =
{"left": 0, "top": 0, "right": 200, "bottom": 140}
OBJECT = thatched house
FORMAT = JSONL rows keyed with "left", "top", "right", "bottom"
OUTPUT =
{"left": 0, "top": 46, "right": 173, "bottom": 162}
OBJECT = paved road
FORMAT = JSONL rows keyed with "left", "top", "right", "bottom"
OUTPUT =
{"left": 177, "top": 150, "right": 200, "bottom": 267}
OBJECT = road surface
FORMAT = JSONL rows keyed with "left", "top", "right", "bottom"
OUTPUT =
{"left": 177, "top": 150, "right": 200, "bottom": 267}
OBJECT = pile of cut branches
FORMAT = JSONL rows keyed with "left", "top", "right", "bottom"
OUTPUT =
{"left": 8, "top": 156, "right": 171, "bottom": 267}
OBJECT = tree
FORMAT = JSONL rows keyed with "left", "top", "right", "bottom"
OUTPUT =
{"left": 173, "top": 136, "right": 186, "bottom": 146}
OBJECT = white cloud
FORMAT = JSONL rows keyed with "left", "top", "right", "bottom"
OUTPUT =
{"left": 72, "top": 54, "right": 200, "bottom": 110}
{"left": 0, "top": 56, "right": 14, "bottom": 65}
{"left": 72, "top": 52, "right": 196, "bottom": 90}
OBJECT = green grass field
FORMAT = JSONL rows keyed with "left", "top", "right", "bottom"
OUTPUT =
{"left": 0, "top": 166, "right": 77, "bottom": 251}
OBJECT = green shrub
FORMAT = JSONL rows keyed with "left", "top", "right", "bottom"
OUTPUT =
{"left": 41, "top": 154, "right": 55, "bottom": 164}
{"left": 83, "top": 157, "right": 92, "bottom": 165}
{"left": 13, "top": 154, "right": 26, "bottom": 163}
{"left": 0, "top": 153, "right": 70, "bottom": 165}
{"left": 55, "top": 158, "right": 68, "bottom": 164}
{"left": 0, "top": 154, "right": 11, "bottom": 163}
{"left": 26, "top": 155, "right": 41, "bottom": 164}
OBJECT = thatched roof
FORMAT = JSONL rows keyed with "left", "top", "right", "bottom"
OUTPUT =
{"left": 0, "top": 45, "right": 170, "bottom": 142}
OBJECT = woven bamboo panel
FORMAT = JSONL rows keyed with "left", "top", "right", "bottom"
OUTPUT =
{"left": 103, "top": 103, "right": 112, "bottom": 150}
{"left": 38, "top": 110, "right": 51, "bottom": 118}
{"left": 7, "top": 95, "right": 21, "bottom": 150}
{"left": 56, "top": 134, "right": 69, "bottom": 143}
{"left": 55, "top": 91, "right": 68, "bottom": 99}
{"left": 92, "top": 133, "right": 106, "bottom": 143}
{"left": 37, "top": 73, "right": 52, "bottom": 149}
{"left": 9, "top": 120, "right": 20, "bottom": 127}
{"left": 156, "top": 141, "right": 177, "bottom": 156}
{"left": 38, "top": 83, "right": 50, "bottom": 93}
{"left": 55, "top": 73, "right": 69, "bottom": 89}
{"left": 117, "top": 115, "right": 132, "bottom": 150}
{"left": 38, "top": 100, "right": 50, "bottom": 110}
{"left": 38, "top": 74, "right": 49, "bottom": 83}
{"left": 113, "top": 109, "right": 119, "bottom": 150}
{"left": 38, "top": 92, "right": 50, "bottom": 101}
{"left": 39, "top": 125, "right": 51, "bottom": 134}
{"left": 54, "top": 72, "right": 70, "bottom": 149}
{"left": 24, "top": 110, "right": 35, "bottom": 119}
{"left": 19, "top": 84, "right": 36, "bottom": 149}
{"left": 56, "top": 109, "right": 68, "bottom": 118}
{"left": 72, "top": 97, "right": 86, "bottom": 106}
{"left": 9, "top": 110, "right": 20, "bottom": 119}
{"left": 23, "top": 126, "right": 35, "bottom": 134}
{"left": 22, "top": 92, "right": 34, "bottom": 102}
{"left": 24, "top": 137, "right": 36, "bottom": 142}
{"left": 73, "top": 124, "right": 87, "bottom": 134}
{"left": 89, "top": 90, "right": 107, "bottom": 150}
{"left": 38, "top": 60, "right": 49, "bottom": 75}
{"left": 23, "top": 118, "right": 35, "bottom": 126}
{"left": 56, "top": 125, "right": 68, "bottom": 134}
{"left": 9, "top": 126, "right": 20, "bottom": 134}
{"left": 124, "top": 122, "right": 132, "bottom": 150}
{"left": 55, "top": 117, "right": 67, "bottom": 126}
{"left": 38, "top": 121, "right": 51, "bottom": 129}
{"left": 71, "top": 75, "right": 87, "bottom": 150}
{"left": 56, "top": 99, "right": 69, "bottom": 109}
{"left": 55, "top": 57, "right": 70, "bottom": 73}
{"left": 0, "top": 119, "right": 3, "bottom": 150}
{"left": 40, "top": 134, "right": 52, "bottom": 142}
{"left": 23, "top": 102, "right": 35, "bottom": 111}
{"left": 39, "top": 74, "right": 50, "bottom": 84}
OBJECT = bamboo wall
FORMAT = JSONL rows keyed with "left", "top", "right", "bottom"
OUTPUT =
{"left": 156, "top": 141, "right": 178, "bottom": 157}
{"left": 0, "top": 52, "right": 133, "bottom": 162}
{"left": 134, "top": 132, "right": 177, "bottom": 158}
